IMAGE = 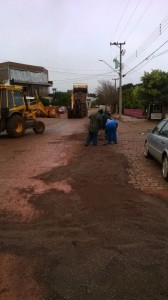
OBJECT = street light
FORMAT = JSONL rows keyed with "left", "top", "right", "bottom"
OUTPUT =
{"left": 98, "top": 59, "right": 119, "bottom": 74}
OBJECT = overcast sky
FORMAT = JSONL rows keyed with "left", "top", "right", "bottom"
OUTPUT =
{"left": 1, "top": 0, "right": 168, "bottom": 93}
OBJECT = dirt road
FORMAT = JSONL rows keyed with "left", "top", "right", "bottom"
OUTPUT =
{"left": 0, "top": 112, "right": 168, "bottom": 300}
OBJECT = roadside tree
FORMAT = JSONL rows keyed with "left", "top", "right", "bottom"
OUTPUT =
{"left": 141, "top": 69, "right": 168, "bottom": 107}
{"left": 96, "top": 80, "right": 118, "bottom": 108}
{"left": 122, "top": 84, "right": 144, "bottom": 109}
{"left": 51, "top": 91, "right": 71, "bottom": 107}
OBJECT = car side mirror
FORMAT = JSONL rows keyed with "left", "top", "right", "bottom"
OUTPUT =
{"left": 152, "top": 127, "right": 157, "bottom": 133}
{"left": 147, "top": 128, "right": 153, "bottom": 133}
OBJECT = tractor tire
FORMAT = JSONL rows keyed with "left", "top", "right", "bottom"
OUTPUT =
{"left": 6, "top": 115, "right": 25, "bottom": 138}
{"left": 33, "top": 121, "right": 45, "bottom": 134}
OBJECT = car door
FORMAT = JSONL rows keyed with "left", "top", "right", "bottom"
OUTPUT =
{"left": 147, "top": 120, "right": 167, "bottom": 160}
{"left": 148, "top": 120, "right": 168, "bottom": 162}
{"left": 155, "top": 121, "right": 168, "bottom": 162}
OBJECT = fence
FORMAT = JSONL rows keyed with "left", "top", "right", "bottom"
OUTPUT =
{"left": 124, "top": 109, "right": 145, "bottom": 118}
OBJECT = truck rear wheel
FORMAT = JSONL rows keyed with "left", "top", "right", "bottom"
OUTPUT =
{"left": 6, "top": 115, "right": 25, "bottom": 137}
{"left": 33, "top": 121, "right": 45, "bottom": 134}
{"left": 67, "top": 111, "right": 72, "bottom": 119}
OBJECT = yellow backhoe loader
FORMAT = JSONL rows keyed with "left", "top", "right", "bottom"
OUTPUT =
{"left": 0, "top": 85, "right": 48, "bottom": 137}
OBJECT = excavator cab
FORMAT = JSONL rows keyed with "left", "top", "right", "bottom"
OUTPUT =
{"left": 0, "top": 85, "right": 46, "bottom": 137}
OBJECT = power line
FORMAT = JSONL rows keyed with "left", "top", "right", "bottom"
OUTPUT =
{"left": 46, "top": 66, "right": 110, "bottom": 72}
{"left": 49, "top": 70, "right": 108, "bottom": 75}
{"left": 52, "top": 71, "right": 114, "bottom": 83}
{"left": 117, "top": 0, "right": 142, "bottom": 41}
{"left": 154, "top": 48, "right": 168, "bottom": 58}
{"left": 123, "top": 39, "right": 168, "bottom": 76}
{"left": 123, "top": 63, "right": 144, "bottom": 76}
{"left": 125, "top": 15, "right": 168, "bottom": 65}
{"left": 111, "top": 0, "right": 130, "bottom": 41}
{"left": 134, "top": 48, "right": 168, "bottom": 72}
{"left": 125, "top": 0, "right": 154, "bottom": 41}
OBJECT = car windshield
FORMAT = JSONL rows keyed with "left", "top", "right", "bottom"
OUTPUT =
{"left": 153, "top": 120, "right": 167, "bottom": 135}
{"left": 159, "top": 121, "right": 168, "bottom": 137}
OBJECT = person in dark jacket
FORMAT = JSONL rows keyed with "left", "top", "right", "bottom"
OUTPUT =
{"left": 102, "top": 111, "right": 111, "bottom": 130}
{"left": 102, "top": 109, "right": 111, "bottom": 141}
{"left": 105, "top": 118, "right": 118, "bottom": 144}
{"left": 85, "top": 109, "right": 103, "bottom": 146}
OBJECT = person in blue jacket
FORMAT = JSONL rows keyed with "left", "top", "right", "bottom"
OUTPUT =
{"left": 105, "top": 118, "right": 118, "bottom": 144}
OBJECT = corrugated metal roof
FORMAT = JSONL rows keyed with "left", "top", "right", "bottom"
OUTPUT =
{"left": 10, "top": 69, "right": 49, "bottom": 84}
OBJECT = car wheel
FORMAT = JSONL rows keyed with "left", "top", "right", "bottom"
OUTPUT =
{"left": 162, "top": 155, "right": 168, "bottom": 181}
{"left": 144, "top": 142, "right": 151, "bottom": 158}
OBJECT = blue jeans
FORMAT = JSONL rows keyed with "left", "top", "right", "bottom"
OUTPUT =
{"left": 106, "top": 126, "right": 117, "bottom": 144}
{"left": 86, "top": 132, "right": 98, "bottom": 145}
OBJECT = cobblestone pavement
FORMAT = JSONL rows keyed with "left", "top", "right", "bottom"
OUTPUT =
{"left": 116, "top": 115, "right": 168, "bottom": 199}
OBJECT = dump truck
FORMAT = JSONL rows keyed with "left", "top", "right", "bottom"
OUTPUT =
{"left": 0, "top": 84, "right": 48, "bottom": 137}
{"left": 67, "top": 83, "right": 88, "bottom": 118}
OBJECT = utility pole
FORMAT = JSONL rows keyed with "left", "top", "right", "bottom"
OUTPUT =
{"left": 111, "top": 78, "right": 119, "bottom": 91}
{"left": 110, "top": 42, "right": 125, "bottom": 118}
